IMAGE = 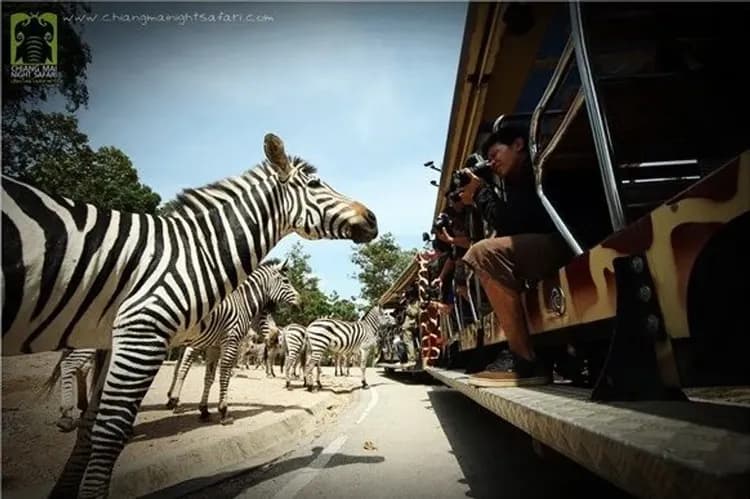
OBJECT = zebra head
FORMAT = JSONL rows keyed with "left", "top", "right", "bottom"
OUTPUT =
{"left": 366, "top": 305, "right": 398, "bottom": 328}
{"left": 262, "top": 258, "right": 301, "bottom": 308}
{"left": 264, "top": 134, "right": 378, "bottom": 243}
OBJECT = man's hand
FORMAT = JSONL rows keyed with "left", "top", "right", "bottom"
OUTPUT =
{"left": 436, "top": 227, "right": 453, "bottom": 244}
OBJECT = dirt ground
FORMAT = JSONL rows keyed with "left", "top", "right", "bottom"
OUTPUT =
{"left": 1, "top": 351, "right": 360, "bottom": 494}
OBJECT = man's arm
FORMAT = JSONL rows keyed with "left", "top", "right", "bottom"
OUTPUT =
{"left": 474, "top": 184, "right": 505, "bottom": 233}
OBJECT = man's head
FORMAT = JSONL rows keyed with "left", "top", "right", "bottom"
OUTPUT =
{"left": 481, "top": 126, "right": 529, "bottom": 178}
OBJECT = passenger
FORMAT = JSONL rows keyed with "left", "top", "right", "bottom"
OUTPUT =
{"left": 458, "top": 126, "right": 572, "bottom": 387}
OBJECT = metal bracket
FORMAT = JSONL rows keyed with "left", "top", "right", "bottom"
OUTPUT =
{"left": 591, "top": 255, "right": 687, "bottom": 402}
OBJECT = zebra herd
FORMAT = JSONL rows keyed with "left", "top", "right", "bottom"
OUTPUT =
{"left": 1, "top": 134, "right": 386, "bottom": 498}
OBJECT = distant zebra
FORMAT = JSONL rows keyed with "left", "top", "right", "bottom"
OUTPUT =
{"left": 263, "top": 315, "right": 285, "bottom": 378}
{"left": 282, "top": 323, "right": 308, "bottom": 389}
{"left": 1, "top": 133, "right": 378, "bottom": 498}
{"left": 304, "top": 307, "right": 396, "bottom": 391}
{"left": 237, "top": 337, "right": 265, "bottom": 371}
{"left": 42, "top": 348, "right": 97, "bottom": 432}
{"left": 165, "top": 261, "right": 299, "bottom": 424}
{"left": 334, "top": 350, "right": 361, "bottom": 376}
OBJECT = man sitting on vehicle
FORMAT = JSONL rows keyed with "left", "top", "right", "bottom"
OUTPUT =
{"left": 458, "top": 126, "right": 572, "bottom": 387}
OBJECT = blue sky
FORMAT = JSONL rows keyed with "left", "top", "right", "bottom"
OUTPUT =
{"left": 45, "top": 2, "right": 467, "bottom": 301}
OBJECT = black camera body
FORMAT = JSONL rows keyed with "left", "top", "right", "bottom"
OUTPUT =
{"left": 450, "top": 153, "right": 494, "bottom": 189}
{"left": 421, "top": 284, "right": 441, "bottom": 303}
{"left": 433, "top": 212, "right": 453, "bottom": 232}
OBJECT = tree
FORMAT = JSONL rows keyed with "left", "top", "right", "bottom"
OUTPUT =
{"left": 272, "top": 242, "right": 364, "bottom": 327}
{"left": 350, "top": 232, "right": 417, "bottom": 307}
{"left": 272, "top": 243, "right": 330, "bottom": 327}
{"left": 2, "top": 110, "right": 160, "bottom": 213}
{"left": 327, "top": 291, "right": 359, "bottom": 322}
{"left": 2, "top": 2, "right": 92, "bottom": 121}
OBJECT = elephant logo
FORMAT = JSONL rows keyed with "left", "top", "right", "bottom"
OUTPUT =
{"left": 10, "top": 12, "right": 58, "bottom": 66}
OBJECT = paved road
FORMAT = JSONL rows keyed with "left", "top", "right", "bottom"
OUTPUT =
{"left": 182, "top": 370, "right": 633, "bottom": 499}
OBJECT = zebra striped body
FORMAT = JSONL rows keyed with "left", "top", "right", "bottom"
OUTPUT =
{"left": 1, "top": 134, "right": 378, "bottom": 498}
{"left": 282, "top": 323, "right": 307, "bottom": 388}
{"left": 304, "top": 307, "right": 396, "bottom": 390}
{"left": 165, "top": 263, "right": 298, "bottom": 423}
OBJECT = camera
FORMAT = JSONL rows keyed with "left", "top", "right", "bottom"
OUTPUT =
{"left": 433, "top": 212, "right": 453, "bottom": 233}
{"left": 446, "top": 188, "right": 462, "bottom": 204}
{"left": 450, "top": 153, "right": 494, "bottom": 189}
{"left": 422, "top": 285, "right": 441, "bottom": 303}
{"left": 423, "top": 229, "right": 451, "bottom": 253}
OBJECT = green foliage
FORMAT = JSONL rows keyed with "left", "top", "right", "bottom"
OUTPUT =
{"left": 272, "top": 242, "right": 360, "bottom": 327}
{"left": 2, "top": 2, "right": 92, "bottom": 120}
{"left": 2, "top": 110, "right": 161, "bottom": 213}
{"left": 350, "top": 232, "right": 417, "bottom": 307}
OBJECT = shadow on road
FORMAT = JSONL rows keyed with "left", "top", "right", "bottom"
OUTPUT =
{"left": 427, "top": 386, "right": 633, "bottom": 499}
{"left": 142, "top": 445, "right": 385, "bottom": 499}
{"left": 130, "top": 403, "right": 314, "bottom": 442}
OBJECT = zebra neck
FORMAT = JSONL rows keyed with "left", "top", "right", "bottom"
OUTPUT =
{"left": 174, "top": 171, "right": 292, "bottom": 310}
{"left": 361, "top": 313, "right": 380, "bottom": 334}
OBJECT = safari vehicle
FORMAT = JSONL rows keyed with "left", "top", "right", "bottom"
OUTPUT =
{"left": 380, "top": 3, "right": 750, "bottom": 498}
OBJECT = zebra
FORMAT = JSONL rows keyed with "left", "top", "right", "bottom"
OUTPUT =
{"left": 42, "top": 348, "right": 97, "bottom": 432}
{"left": 1, "top": 133, "right": 378, "bottom": 498}
{"left": 303, "top": 306, "right": 396, "bottom": 391}
{"left": 164, "top": 260, "right": 299, "bottom": 424}
{"left": 263, "top": 316, "right": 285, "bottom": 378}
{"left": 334, "top": 350, "right": 361, "bottom": 376}
{"left": 282, "top": 323, "right": 309, "bottom": 389}
{"left": 236, "top": 336, "right": 265, "bottom": 371}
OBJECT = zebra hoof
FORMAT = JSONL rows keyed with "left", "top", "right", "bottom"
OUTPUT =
{"left": 220, "top": 415, "right": 234, "bottom": 425}
{"left": 56, "top": 417, "right": 77, "bottom": 433}
{"left": 198, "top": 406, "right": 210, "bottom": 422}
{"left": 362, "top": 381, "right": 369, "bottom": 390}
{"left": 166, "top": 398, "right": 179, "bottom": 410}
{"left": 306, "top": 385, "right": 313, "bottom": 392}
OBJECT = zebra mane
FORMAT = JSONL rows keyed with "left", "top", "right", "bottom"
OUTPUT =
{"left": 259, "top": 257, "right": 282, "bottom": 268}
{"left": 164, "top": 156, "right": 316, "bottom": 216}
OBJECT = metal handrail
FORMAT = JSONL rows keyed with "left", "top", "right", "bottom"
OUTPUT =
{"left": 570, "top": 1, "right": 626, "bottom": 231}
{"left": 528, "top": 37, "right": 584, "bottom": 255}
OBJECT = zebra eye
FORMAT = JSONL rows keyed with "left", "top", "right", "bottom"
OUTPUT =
{"left": 307, "top": 177, "right": 321, "bottom": 188}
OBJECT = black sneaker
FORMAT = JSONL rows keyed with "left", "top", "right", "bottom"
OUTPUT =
{"left": 468, "top": 350, "right": 551, "bottom": 388}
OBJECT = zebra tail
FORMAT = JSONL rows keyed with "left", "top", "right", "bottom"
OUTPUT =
{"left": 300, "top": 342, "right": 308, "bottom": 367}
{"left": 88, "top": 350, "right": 110, "bottom": 400}
{"left": 39, "top": 351, "right": 68, "bottom": 397}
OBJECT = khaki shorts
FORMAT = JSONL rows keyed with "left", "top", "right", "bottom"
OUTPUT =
{"left": 461, "top": 233, "right": 571, "bottom": 291}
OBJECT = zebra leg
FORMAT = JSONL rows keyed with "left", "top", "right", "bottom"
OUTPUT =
{"left": 50, "top": 350, "right": 110, "bottom": 498}
{"left": 217, "top": 338, "right": 240, "bottom": 425}
{"left": 166, "top": 346, "right": 197, "bottom": 411}
{"left": 316, "top": 363, "right": 323, "bottom": 390}
{"left": 74, "top": 339, "right": 167, "bottom": 498}
{"left": 360, "top": 348, "right": 369, "bottom": 389}
{"left": 57, "top": 353, "right": 79, "bottom": 433}
{"left": 304, "top": 347, "right": 323, "bottom": 392}
{"left": 199, "top": 346, "right": 220, "bottom": 422}
{"left": 284, "top": 351, "right": 296, "bottom": 389}
{"left": 75, "top": 368, "right": 89, "bottom": 413}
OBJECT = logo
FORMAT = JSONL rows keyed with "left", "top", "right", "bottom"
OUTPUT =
{"left": 10, "top": 12, "right": 59, "bottom": 84}
{"left": 549, "top": 286, "right": 566, "bottom": 316}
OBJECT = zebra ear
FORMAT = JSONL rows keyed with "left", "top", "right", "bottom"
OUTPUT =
{"left": 264, "top": 133, "right": 292, "bottom": 181}
{"left": 278, "top": 257, "right": 289, "bottom": 273}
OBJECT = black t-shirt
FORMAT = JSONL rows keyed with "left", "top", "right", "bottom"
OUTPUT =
{"left": 474, "top": 161, "right": 557, "bottom": 236}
